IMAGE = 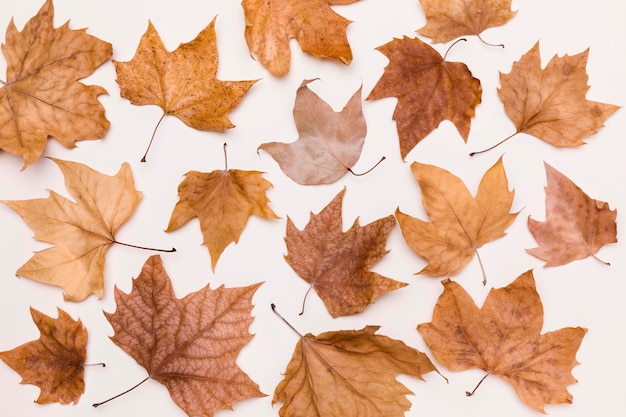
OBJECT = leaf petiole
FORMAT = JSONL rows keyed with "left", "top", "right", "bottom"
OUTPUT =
{"left": 347, "top": 155, "right": 386, "bottom": 176}
{"left": 466, "top": 372, "right": 490, "bottom": 396}
{"left": 271, "top": 304, "right": 304, "bottom": 338}
{"left": 113, "top": 240, "right": 176, "bottom": 253}
{"left": 92, "top": 376, "right": 150, "bottom": 408}
{"left": 141, "top": 113, "right": 167, "bottom": 162}
{"left": 470, "top": 131, "right": 519, "bottom": 156}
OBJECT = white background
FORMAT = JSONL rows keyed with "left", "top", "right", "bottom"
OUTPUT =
{"left": 0, "top": 0, "right": 625, "bottom": 416}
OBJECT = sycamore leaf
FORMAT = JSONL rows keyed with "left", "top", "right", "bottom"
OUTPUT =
{"left": 4, "top": 158, "right": 142, "bottom": 301}
{"left": 396, "top": 157, "right": 517, "bottom": 283}
{"left": 0, "top": 307, "right": 88, "bottom": 404}
{"left": 418, "top": 270, "right": 587, "bottom": 413}
{"left": 259, "top": 80, "right": 370, "bottom": 185}
{"left": 284, "top": 188, "right": 406, "bottom": 317}
{"left": 274, "top": 323, "right": 439, "bottom": 417}
{"left": 242, "top": 0, "right": 359, "bottom": 76}
{"left": 113, "top": 19, "right": 257, "bottom": 161}
{"left": 0, "top": 0, "right": 112, "bottom": 168}
{"left": 367, "top": 37, "right": 481, "bottom": 160}
{"left": 101, "top": 255, "right": 265, "bottom": 417}
{"left": 527, "top": 162, "right": 617, "bottom": 267}
{"left": 417, "top": 0, "right": 516, "bottom": 45}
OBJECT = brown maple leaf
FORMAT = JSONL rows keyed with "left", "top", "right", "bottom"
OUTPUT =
{"left": 0, "top": 307, "right": 88, "bottom": 404}
{"left": 284, "top": 188, "right": 406, "bottom": 317}
{"left": 3, "top": 158, "right": 148, "bottom": 302}
{"left": 418, "top": 270, "right": 587, "bottom": 413}
{"left": 0, "top": 0, "right": 112, "bottom": 168}
{"left": 98, "top": 255, "right": 265, "bottom": 416}
{"left": 367, "top": 37, "right": 481, "bottom": 160}
{"left": 527, "top": 162, "right": 617, "bottom": 267}
{"left": 260, "top": 79, "right": 378, "bottom": 185}
{"left": 396, "top": 157, "right": 517, "bottom": 284}
{"left": 242, "top": 0, "right": 359, "bottom": 76}
{"left": 113, "top": 19, "right": 257, "bottom": 161}
{"left": 417, "top": 0, "right": 516, "bottom": 45}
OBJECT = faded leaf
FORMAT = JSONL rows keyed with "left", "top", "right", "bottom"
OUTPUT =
{"left": 527, "top": 162, "right": 617, "bottom": 267}
{"left": 418, "top": 270, "right": 587, "bottom": 413}
{"left": 274, "top": 324, "right": 439, "bottom": 417}
{"left": 0, "top": 307, "right": 87, "bottom": 404}
{"left": 367, "top": 36, "right": 481, "bottom": 160}
{"left": 242, "top": 0, "right": 359, "bottom": 76}
{"left": 0, "top": 0, "right": 112, "bottom": 168}
{"left": 4, "top": 158, "right": 141, "bottom": 301}
{"left": 103, "top": 255, "right": 264, "bottom": 417}
{"left": 259, "top": 80, "right": 368, "bottom": 185}
{"left": 285, "top": 188, "right": 405, "bottom": 317}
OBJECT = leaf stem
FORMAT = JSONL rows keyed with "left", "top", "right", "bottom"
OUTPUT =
{"left": 82, "top": 362, "right": 106, "bottom": 367}
{"left": 475, "top": 249, "right": 487, "bottom": 286}
{"left": 271, "top": 304, "right": 304, "bottom": 338}
{"left": 113, "top": 240, "right": 176, "bottom": 253}
{"left": 477, "top": 33, "right": 505, "bottom": 48}
{"left": 442, "top": 38, "right": 467, "bottom": 61}
{"left": 141, "top": 113, "right": 167, "bottom": 162}
{"left": 92, "top": 376, "right": 150, "bottom": 408}
{"left": 466, "top": 373, "right": 490, "bottom": 396}
{"left": 223, "top": 142, "right": 228, "bottom": 171}
{"left": 592, "top": 254, "right": 611, "bottom": 266}
{"left": 298, "top": 286, "right": 313, "bottom": 316}
{"left": 470, "top": 131, "right": 519, "bottom": 157}
{"left": 348, "top": 156, "right": 386, "bottom": 176}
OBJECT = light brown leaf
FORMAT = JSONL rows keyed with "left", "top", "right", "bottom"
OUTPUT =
{"left": 0, "top": 0, "right": 112, "bottom": 168}
{"left": 0, "top": 307, "right": 87, "bottom": 404}
{"left": 418, "top": 270, "right": 587, "bottom": 413}
{"left": 527, "top": 162, "right": 617, "bottom": 267}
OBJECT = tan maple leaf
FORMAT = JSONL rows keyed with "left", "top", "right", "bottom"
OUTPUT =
{"left": 0, "top": 307, "right": 88, "bottom": 404}
{"left": 4, "top": 158, "right": 145, "bottom": 301}
{"left": 260, "top": 79, "right": 376, "bottom": 185}
{"left": 0, "top": 0, "right": 112, "bottom": 168}
{"left": 113, "top": 19, "right": 257, "bottom": 161}
{"left": 367, "top": 36, "right": 481, "bottom": 160}
{"left": 242, "top": 0, "right": 359, "bottom": 76}
{"left": 418, "top": 270, "right": 587, "bottom": 413}
{"left": 396, "top": 157, "right": 517, "bottom": 284}
{"left": 417, "top": 0, "right": 517, "bottom": 45}
{"left": 98, "top": 255, "right": 265, "bottom": 416}
{"left": 284, "top": 188, "right": 406, "bottom": 317}
{"left": 527, "top": 162, "right": 617, "bottom": 267}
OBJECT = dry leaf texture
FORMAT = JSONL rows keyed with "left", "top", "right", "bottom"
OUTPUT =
{"left": 0, "top": 0, "right": 112, "bottom": 168}
{"left": 274, "top": 325, "right": 438, "bottom": 417}
{"left": 0, "top": 307, "right": 87, "bottom": 404}
{"left": 259, "top": 80, "right": 367, "bottom": 184}
{"left": 418, "top": 270, "right": 587, "bottom": 413}
{"left": 527, "top": 162, "right": 617, "bottom": 266}
{"left": 104, "top": 255, "right": 264, "bottom": 417}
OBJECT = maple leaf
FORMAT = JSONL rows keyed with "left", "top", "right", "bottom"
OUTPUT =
{"left": 396, "top": 157, "right": 517, "bottom": 284}
{"left": 417, "top": 0, "right": 516, "bottom": 45}
{"left": 242, "top": 0, "right": 359, "bottom": 76}
{"left": 99, "top": 255, "right": 265, "bottom": 416}
{"left": 4, "top": 158, "right": 145, "bottom": 302}
{"left": 418, "top": 270, "right": 587, "bottom": 413}
{"left": 527, "top": 162, "right": 617, "bottom": 267}
{"left": 284, "top": 188, "right": 406, "bottom": 317}
{"left": 0, "top": 307, "right": 88, "bottom": 404}
{"left": 113, "top": 19, "right": 257, "bottom": 161}
{"left": 367, "top": 37, "right": 481, "bottom": 160}
{"left": 260, "top": 79, "right": 378, "bottom": 185}
{"left": 0, "top": 0, "right": 112, "bottom": 169}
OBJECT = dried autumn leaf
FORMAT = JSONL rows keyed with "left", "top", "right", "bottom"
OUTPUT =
{"left": 418, "top": 270, "right": 587, "bottom": 413}
{"left": 259, "top": 80, "right": 372, "bottom": 185}
{"left": 527, "top": 162, "right": 617, "bottom": 267}
{"left": 4, "top": 158, "right": 143, "bottom": 301}
{"left": 0, "top": 307, "right": 87, "bottom": 404}
{"left": 113, "top": 19, "right": 257, "bottom": 161}
{"left": 417, "top": 0, "right": 516, "bottom": 45}
{"left": 284, "top": 188, "right": 406, "bottom": 317}
{"left": 274, "top": 321, "right": 439, "bottom": 417}
{"left": 396, "top": 157, "right": 517, "bottom": 283}
{"left": 0, "top": 0, "right": 112, "bottom": 168}
{"left": 242, "top": 0, "right": 358, "bottom": 76}
{"left": 99, "top": 255, "right": 264, "bottom": 416}
{"left": 367, "top": 37, "right": 481, "bottom": 160}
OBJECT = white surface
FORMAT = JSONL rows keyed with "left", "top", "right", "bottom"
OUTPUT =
{"left": 1, "top": 0, "right": 625, "bottom": 416}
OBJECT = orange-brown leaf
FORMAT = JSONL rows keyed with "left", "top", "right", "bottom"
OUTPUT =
{"left": 527, "top": 162, "right": 617, "bottom": 267}
{"left": 418, "top": 270, "right": 587, "bottom": 413}
{"left": 242, "top": 0, "right": 359, "bottom": 76}
{"left": 274, "top": 325, "right": 438, "bottom": 417}
{"left": 284, "top": 188, "right": 406, "bottom": 317}
{"left": 0, "top": 307, "right": 87, "bottom": 404}
{"left": 0, "top": 0, "right": 112, "bottom": 168}
{"left": 104, "top": 255, "right": 264, "bottom": 417}
{"left": 367, "top": 36, "right": 481, "bottom": 160}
